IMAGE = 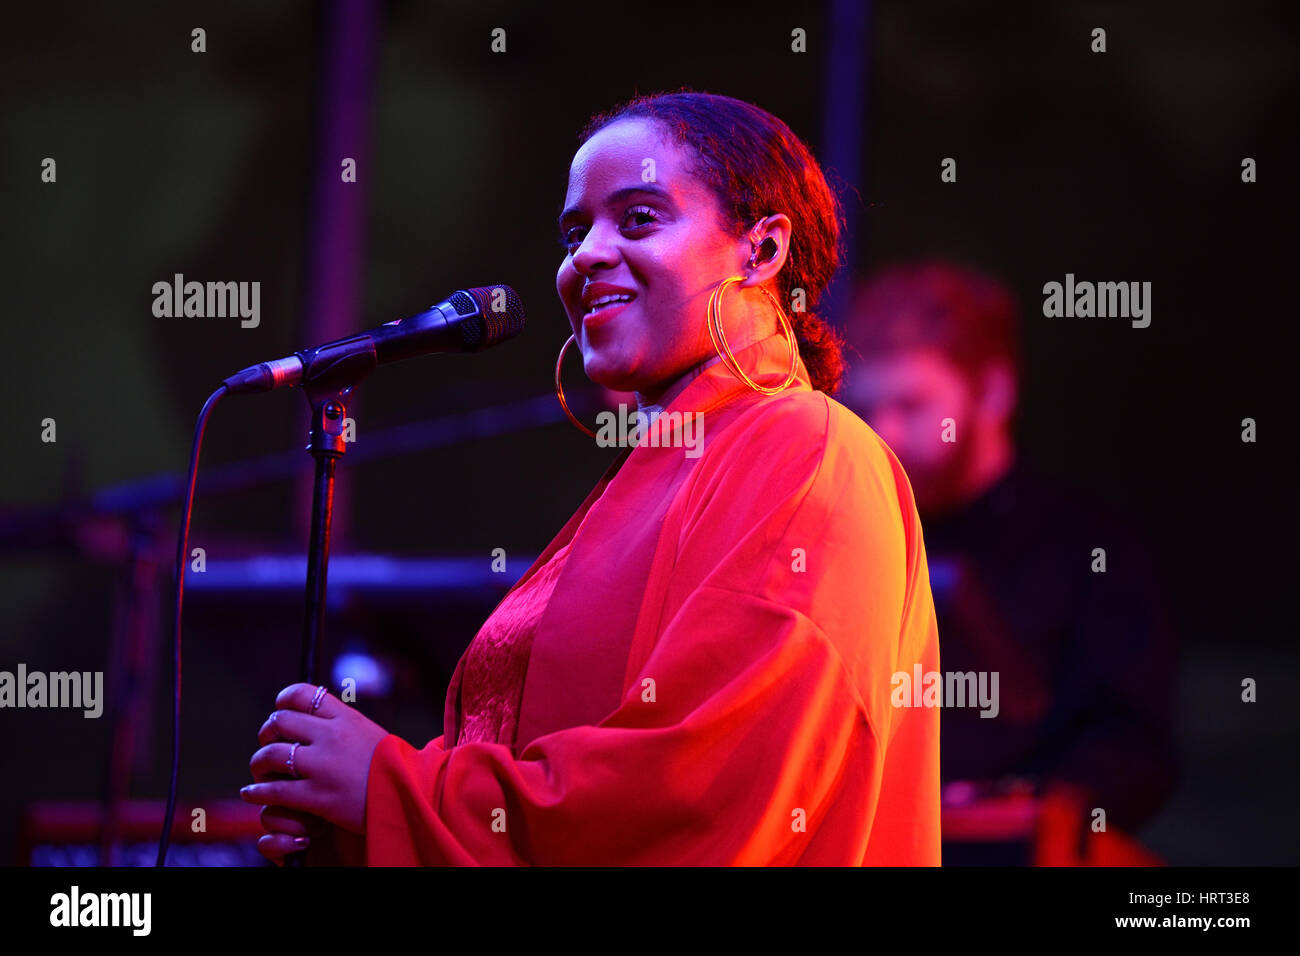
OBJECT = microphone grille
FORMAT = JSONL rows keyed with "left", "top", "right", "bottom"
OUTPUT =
{"left": 448, "top": 290, "right": 478, "bottom": 317}
{"left": 462, "top": 285, "right": 526, "bottom": 350}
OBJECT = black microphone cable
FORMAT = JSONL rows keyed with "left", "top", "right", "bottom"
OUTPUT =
{"left": 156, "top": 384, "right": 227, "bottom": 867}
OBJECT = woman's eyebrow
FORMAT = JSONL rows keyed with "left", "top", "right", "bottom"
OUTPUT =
{"left": 557, "top": 184, "right": 675, "bottom": 229}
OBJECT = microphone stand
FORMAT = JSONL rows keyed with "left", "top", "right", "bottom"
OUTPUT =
{"left": 285, "top": 343, "right": 377, "bottom": 867}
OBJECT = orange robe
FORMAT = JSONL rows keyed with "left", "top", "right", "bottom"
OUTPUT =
{"left": 363, "top": 332, "right": 941, "bottom": 864}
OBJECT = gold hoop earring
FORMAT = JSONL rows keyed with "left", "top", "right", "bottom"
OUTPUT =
{"left": 707, "top": 276, "right": 799, "bottom": 395}
{"left": 555, "top": 334, "right": 597, "bottom": 437}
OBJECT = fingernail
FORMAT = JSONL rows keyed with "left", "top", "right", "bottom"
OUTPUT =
{"left": 293, "top": 837, "right": 309, "bottom": 848}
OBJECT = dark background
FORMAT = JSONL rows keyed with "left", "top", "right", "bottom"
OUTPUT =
{"left": 1, "top": 0, "right": 1295, "bottom": 865}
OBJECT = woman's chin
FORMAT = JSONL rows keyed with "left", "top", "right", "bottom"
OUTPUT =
{"left": 581, "top": 354, "right": 642, "bottom": 394}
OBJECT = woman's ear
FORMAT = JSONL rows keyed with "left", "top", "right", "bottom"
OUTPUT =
{"left": 738, "top": 213, "right": 793, "bottom": 288}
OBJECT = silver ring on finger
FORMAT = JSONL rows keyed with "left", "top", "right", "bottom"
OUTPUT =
{"left": 311, "top": 685, "right": 328, "bottom": 713}
{"left": 286, "top": 741, "right": 301, "bottom": 779}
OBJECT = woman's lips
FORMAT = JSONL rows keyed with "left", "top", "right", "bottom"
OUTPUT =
{"left": 581, "top": 296, "right": 635, "bottom": 331}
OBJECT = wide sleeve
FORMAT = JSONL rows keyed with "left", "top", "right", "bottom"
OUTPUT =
{"left": 363, "top": 393, "right": 920, "bottom": 865}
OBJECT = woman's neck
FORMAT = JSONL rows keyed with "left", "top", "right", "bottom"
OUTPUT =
{"left": 635, "top": 286, "right": 782, "bottom": 414}
{"left": 635, "top": 352, "right": 722, "bottom": 416}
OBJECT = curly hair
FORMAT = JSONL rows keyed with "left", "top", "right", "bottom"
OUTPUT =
{"left": 578, "top": 89, "right": 848, "bottom": 394}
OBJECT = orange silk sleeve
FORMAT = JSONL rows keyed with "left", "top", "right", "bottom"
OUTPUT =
{"left": 363, "top": 392, "right": 932, "bottom": 865}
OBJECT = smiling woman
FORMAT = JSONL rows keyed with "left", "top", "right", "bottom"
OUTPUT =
{"left": 554, "top": 94, "right": 846, "bottom": 406}
{"left": 243, "top": 89, "right": 942, "bottom": 866}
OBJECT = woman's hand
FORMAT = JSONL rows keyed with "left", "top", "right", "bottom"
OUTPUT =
{"left": 254, "top": 804, "right": 313, "bottom": 866}
{"left": 242, "top": 683, "right": 391, "bottom": 839}
{"left": 254, "top": 805, "right": 367, "bottom": 866}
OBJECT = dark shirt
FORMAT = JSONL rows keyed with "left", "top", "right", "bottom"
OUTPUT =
{"left": 922, "top": 460, "right": 1178, "bottom": 831}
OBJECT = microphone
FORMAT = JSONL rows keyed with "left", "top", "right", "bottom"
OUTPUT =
{"left": 222, "top": 285, "right": 526, "bottom": 394}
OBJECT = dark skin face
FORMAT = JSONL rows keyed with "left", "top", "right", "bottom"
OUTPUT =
{"left": 555, "top": 117, "right": 793, "bottom": 409}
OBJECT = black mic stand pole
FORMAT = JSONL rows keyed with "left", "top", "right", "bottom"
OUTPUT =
{"left": 285, "top": 344, "right": 376, "bottom": 867}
